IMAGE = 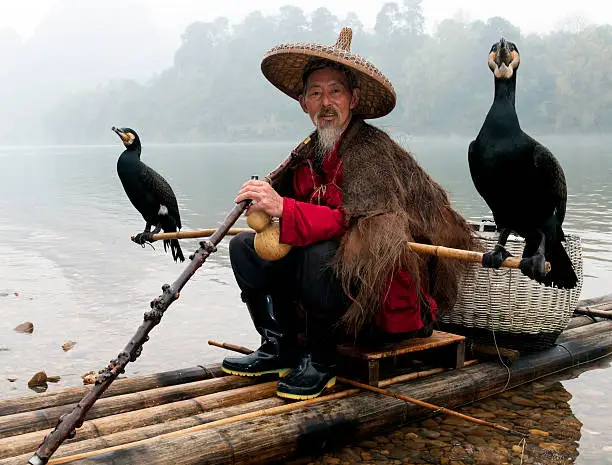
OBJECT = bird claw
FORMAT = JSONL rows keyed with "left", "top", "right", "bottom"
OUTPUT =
{"left": 482, "top": 244, "right": 512, "bottom": 268}
{"left": 132, "top": 232, "right": 156, "bottom": 252}
{"left": 519, "top": 254, "right": 547, "bottom": 280}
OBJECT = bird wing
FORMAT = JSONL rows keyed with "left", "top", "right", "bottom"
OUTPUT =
{"left": 467, "top": 139, "right": 488, "bottom": 200}
{"left": 532, "top": 142, "right": 567, "bottom": 225}
{"left": 140, "top": 165, "right": 182, "bottom": 229}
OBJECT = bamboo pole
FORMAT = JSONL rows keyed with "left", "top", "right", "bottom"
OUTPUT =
{"left": 0, "top": 364, "right": 224, "bottom": 417}
{"left": 207, "top": 340, "right": 527, "bottom": 438}
{"left": 0, "top": 376, "right": 257, "bottom": 440}
{"left": 33, "top": 359, "right": 478, "bottom": 465}
{"left": 0, "top": 381, "right": 279, "bottom": 461}
{"left": 148, "top": 229, "right": 550, "bottom": 271}
{"left": 1, "top": 360, "right": 477, "bottom": 461}
{"left": 336, "top": 376, "right": 526, "bottom": 438}
{"left": 141, "top": 228, "right": 252, "bottom": 242}
{"left": 557, "top": 320, "right": 612, "bottom": 343}
{"left": 0, "top": 398, "right": 284, "bottom": 461}
{"left": 39, "top": 391, "right": 360, "bottom": 465}
{"left": 566, "top": 315, "right": 600, "bottom": 330}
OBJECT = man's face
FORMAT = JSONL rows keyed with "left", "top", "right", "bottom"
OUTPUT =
{"left": 299, "top": 68, "right": 360, "bottom": 131}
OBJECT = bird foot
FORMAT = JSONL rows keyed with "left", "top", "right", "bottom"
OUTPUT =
{"left": 482, "top": 244, "right": 512, "bottom": 269}
{"left": 519, "top": 254, "right": 547, "bottom": 280}
{"left": 132, "top": 231, "right": 154, "bottom": 245}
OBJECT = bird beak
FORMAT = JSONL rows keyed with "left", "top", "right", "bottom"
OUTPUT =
{"left": 488, "top": 37, "right": 520, "bottom": 79}
{"left": 112, "top": 126, "right": 131, "bottom": 144}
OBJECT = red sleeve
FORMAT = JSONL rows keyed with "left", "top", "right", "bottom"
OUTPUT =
{"left": 279, "top": 197, "right": 346, "bottom": 246}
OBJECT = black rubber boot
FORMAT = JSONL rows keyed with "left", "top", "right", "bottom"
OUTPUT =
{"left": 276, "top": 353, "right": 337, "bottom": 400}
{"left": 222, "top": 293, "right": 294, "bottom": 377}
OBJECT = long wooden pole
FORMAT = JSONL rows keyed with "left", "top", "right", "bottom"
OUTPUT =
{"left": 336, "top": 376, "right": 526, "bottom": 438}
{"left": 28, "top": 137, "right": 312, "bottom": 465}
{"left": 149, "top": 230, "right": 549, "bottom": 272}
{"left": 136, "top": 228, "right": 252, "bottom": 242}
{"left": 206, "top": 340, "right": 527, "bottom": 438}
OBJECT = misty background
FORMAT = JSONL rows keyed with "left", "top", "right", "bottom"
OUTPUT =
{"left": 0, "top": 0, "right": 610, "bottom": 145}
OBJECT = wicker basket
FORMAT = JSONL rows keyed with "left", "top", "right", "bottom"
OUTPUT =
{"left": 438, "top": 221, "right": 584, "bottom": 351}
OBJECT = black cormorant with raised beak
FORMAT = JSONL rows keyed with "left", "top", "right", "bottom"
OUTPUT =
{"left": 113, "top": 127, "right": 185, "bottom": 263}
{"left": 468, "top": 38, "right": 577, "bottom": 289}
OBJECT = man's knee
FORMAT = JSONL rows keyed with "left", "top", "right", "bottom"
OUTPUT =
{"left": 299, "top": 241, "right": 348, "bottom": 310}
{"left": 229, "top": 232, "right": 255, "bottom": 264}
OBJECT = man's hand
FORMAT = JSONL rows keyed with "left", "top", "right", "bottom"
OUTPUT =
{"left": 235, "top": 179, "right": 284, "bottom": 217}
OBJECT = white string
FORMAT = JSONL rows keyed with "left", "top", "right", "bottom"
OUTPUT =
{"left": 488, "top": 269, "right": 512, "bottom": 392}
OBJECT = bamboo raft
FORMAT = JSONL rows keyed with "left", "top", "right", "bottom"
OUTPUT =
{"left": 1, "top": 295, "right": 611, "bottom": 464}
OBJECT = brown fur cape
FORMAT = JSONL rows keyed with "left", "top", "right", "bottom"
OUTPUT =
{"left": 274, "top": 117, "right": 482, "bottom": 334}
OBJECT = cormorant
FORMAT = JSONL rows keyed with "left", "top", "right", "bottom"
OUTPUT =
{"left": 113, "top": 127, "right": 185, "bottom": 263}
{"left": 468, "top": 38, "right": 577, "bottom": 289}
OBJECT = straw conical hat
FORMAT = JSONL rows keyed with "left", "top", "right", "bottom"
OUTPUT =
{"left": 261, "top": 27, "right": 396, "bottom": 119}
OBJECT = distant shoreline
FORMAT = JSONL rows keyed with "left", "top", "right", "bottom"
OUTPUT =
{"left": 1, "top": 132, "right": 612, "bottom": 150}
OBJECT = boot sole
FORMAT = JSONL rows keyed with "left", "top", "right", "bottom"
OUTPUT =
{"left": 222, "top": 366, "right": 291, "bottom": 378}
{"left": 276, "top": 376, "right": 337, "bottom": 400}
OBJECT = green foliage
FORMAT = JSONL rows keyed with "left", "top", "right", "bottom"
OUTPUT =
{"left": 42, "top": 2, "right": 612, "bottom": 144}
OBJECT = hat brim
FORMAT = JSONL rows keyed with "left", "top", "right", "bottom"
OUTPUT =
{"left": 261, "top": 43, "right": 396, "bottom": 119}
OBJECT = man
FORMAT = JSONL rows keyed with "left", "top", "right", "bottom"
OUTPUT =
{"left": 222, "top": 28, "right": 477, "bottom": 400}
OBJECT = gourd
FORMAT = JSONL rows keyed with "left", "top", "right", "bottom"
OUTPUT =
{"left": 246, "top": 211, "right": 292, "bottom": 261}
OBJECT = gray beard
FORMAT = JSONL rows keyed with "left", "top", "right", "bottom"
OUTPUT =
{"left": 314, "top": 125, "right": 343, "bottom": 170}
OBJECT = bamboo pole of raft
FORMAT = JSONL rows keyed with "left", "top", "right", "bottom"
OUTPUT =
{"left": 0, "top": 386, "right": 282, "bottom": 461}
{"left": 21, "top": 362, "right": 479, "bottom": 465}
{"left": 557, "top": 321, "right": 612, "bottom": 343}
{"left": 0, "top": 363, "right": 225, "bottom": 417}
{"left": 0, "top": 364, "right": 466, "bottom": 463}
{"left": 0, "top": 376, "right": 259, "bottom": 440}
{"left": 149, "top": 229, "right": 550, "bottom": 271}
{"left": 10, "top": 327, "right": 610, "bottom": 465}
{"left": 207, "top": 340, "right": 527, "bottom": 438}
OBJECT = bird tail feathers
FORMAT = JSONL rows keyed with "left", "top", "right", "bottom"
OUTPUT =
{"left": 164, "top": 238, "right": 185, "bottom": 263}
{"left": 540, "top": 240, "right": 578, "bottom": 290}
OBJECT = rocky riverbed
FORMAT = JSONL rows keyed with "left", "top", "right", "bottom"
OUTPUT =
{"left": 288, "top": 374, "right": 610, "bottom": 465}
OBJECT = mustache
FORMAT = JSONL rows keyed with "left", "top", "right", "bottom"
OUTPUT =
{"left": 316, "top": 108, "right": 338, "bottom": 119}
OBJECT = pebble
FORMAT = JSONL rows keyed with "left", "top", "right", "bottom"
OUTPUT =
{"left": 528, "top": 429, "right": 549, "bottom": 437}
{"left": 27, "top": 371, "right": 47, "bottom": 387}
{"left": 510, "top": 396, "right": 539, "bottom": 408}
{"left": 422, "top": 419, "right": 439, "bottom": 428}
{"left": 14, "top": 322, "right": 34, "bottom": 333}
{"left": 421, "top": 428, "right": 440, "bottom": 439}
{"left": 359, "top": 440, "right": 377, "bottom": 449}
{"left": 62, "top": 341, "right": 77, "bottom": 352}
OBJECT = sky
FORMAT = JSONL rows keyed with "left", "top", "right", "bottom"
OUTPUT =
{"left": 0, "top": 0, "right": 605, "bottom": 41}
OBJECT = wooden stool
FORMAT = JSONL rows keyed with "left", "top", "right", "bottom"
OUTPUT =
{"left": 336, "top": 330, "right": 466, "bottom": 386}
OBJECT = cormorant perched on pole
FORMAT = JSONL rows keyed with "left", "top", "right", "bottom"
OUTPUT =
{"left": 468, "top": 38, "right": 577, "bottom": 289}
{"left": 113, "top": 127, "right": 185, "bottom": 263}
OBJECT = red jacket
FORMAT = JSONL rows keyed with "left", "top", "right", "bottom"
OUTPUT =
{"left": 279, "top": 138, "right": 437, "bottom": 333}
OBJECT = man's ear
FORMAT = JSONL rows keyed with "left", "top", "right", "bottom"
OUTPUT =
{"left": 299, "top": 94, "right": 308, "bottom": 113}
{"left": 350, "top": 88, "right": 360, "bottom": 110}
